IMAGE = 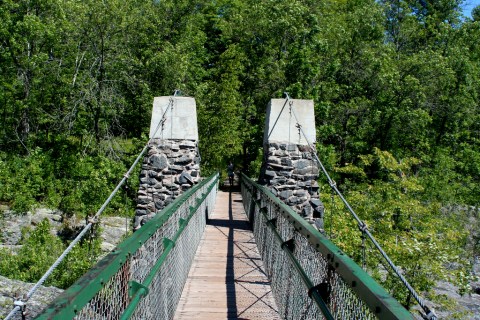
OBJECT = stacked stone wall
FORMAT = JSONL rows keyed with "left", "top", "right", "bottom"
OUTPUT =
{"left": 134, "top": 138, "right": 200, "bottom": 229}
{"left": 262, "top": 142, "right": 324, "bottom": 229}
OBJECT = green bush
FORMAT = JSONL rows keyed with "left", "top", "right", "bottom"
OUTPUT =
{"left": 0, "top": 219, "right": 101, "bottom": 289}
{"left": 0, "top": 219, "right": 63, "bottom": 283}
{"left": 0, "top": 149, "right": 49, "bottom": 213}
{"left": 324, "top": 149, "right": 471, "bottom": 308}
{"left": 0, "top": 144, "right": 139, "bottom": 218}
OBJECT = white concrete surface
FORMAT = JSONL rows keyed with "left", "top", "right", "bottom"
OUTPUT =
{"left": 149, "top": 96, "right": 199, "bottom": 140}
{"left": 263, "top": 99, "right": 316, "bottom": 145}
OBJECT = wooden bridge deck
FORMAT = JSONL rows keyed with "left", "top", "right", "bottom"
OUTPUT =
{"left": 174, "top": 189, "right": 280, "bottom": 320}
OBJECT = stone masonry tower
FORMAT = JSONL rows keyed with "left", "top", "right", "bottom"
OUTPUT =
{"left": 261, "top": 98, "right": 324, "bottom": 230}
{"left": 134, "top": 96, "right": 201, "bottom": 230}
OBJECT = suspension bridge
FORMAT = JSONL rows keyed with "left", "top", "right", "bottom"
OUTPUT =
{"left": 3, "top": 95, "right": 437, "bottom": 320}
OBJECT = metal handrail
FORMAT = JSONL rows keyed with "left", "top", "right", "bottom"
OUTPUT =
{"left": 37, "top": 172, "right": 219, "bottom": 320}
{"left": 261, "top": 206, "right": 335, "bottom": 320}
{"left": 119, "top": 180, "right": 216, "bottom": 319}
{"left": 241, "top": 173, "right": 412, "bottom": 319}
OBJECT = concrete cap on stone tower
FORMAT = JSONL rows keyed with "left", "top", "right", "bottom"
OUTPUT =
{"left": 264, "top": 98, "right": 316, "bottom": 145}
{"left": 149, "top": 96, "right": 198, "bottom": 140}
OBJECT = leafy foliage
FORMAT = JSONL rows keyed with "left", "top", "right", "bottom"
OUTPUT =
{"left": 324, "top": 149, "right": 471, "bottom": 307}
{"left": 0, "top": 0, "right": 479, "bottom": 309}
{"left": 0, "top": 145, "right": 138, "bottom": 217}
{"left": 0, "top": 219, "right": 101, "bottom": 289}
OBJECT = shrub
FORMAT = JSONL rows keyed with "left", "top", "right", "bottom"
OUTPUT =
{"left": 0, "top": 219, "right": 101, "bottom": 289}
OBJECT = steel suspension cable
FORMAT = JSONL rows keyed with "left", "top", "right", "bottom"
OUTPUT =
{"left": 284, "top": 93, "right": 437, "bottom": 320}
{"left": 5, "top": 96, "right": 175, "bottom": 320}
{"left": 266, "top": 98, "right": 290, "bottom": 141}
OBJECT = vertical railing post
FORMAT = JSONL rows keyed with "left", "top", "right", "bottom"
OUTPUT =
{"left": 248, "top": 189, "right": 256, "bottom": 229}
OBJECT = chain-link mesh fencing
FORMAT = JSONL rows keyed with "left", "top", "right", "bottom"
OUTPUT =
{"left": 37, "top": 173, "right": 218, "bottom": 320}
{"left": 241, "top": 173, "right": 412, "bottom": 320}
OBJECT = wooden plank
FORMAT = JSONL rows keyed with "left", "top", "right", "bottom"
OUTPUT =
{"left": 174, "top": 190, "right": 280, "bottom": 320}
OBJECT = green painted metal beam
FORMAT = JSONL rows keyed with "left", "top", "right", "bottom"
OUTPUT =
{"left": 120, "top": 188, "right": 217, "bottom": 319}
{"left": 241, "top": 173, "right": 413, "bottom": 320}
{"left": 261, "top": 206, "right": 335, "bottom": 320}
{"left": 36, "top": 173, "right": 219, "bottom": 320}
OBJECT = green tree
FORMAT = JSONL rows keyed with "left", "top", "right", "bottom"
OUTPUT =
{"left": 326, "top": 148, "right": 471, "bottom": 307}
{"left": 472, "top": 5, "right": 480, "bottom": 21}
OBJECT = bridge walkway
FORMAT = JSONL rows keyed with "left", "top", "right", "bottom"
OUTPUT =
{"left": 174, "top": 189, "right": 280, "bottom": 319}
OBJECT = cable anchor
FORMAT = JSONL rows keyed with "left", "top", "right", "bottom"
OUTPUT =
{"left": 422, "top": 306, "right": 437, "bottom": 320}
{"left": 308, "top": 281, "right": 332, "bottom": 305}
{"left": 281, "top": 238, "right": 295, "bottom": 252}
{"left": 358, "top": 222, "right": 368, "bottom": 233}
{"left": 14, "top": 297, "right": 27, "bottom": 320}
{"left": 358, "top": 223, "right": 367, "bottom": 270}
{"left": 87, "top": 216, "right": 98, "bottom": 224}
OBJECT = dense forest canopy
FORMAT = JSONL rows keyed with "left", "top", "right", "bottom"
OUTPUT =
{"left": 1, "top": 0, "right": 480, "bottom": 314}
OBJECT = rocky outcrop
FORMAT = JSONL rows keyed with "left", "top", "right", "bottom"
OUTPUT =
{"left": 412, "top": 281, "right": 480, "bottom": 319}
{"left": 261, "top": 142, "right": 324, "bottom": 229}
{"left": 0, "top": 208, "right": 131, "bottom": 254}
{"left": 0, "top": 275, "right": 63, "bottom": 319}
{"left": 134, "top": 138, "right": 200, "bottom": 229}
{"left": 0, "top": 209, "right": 62, "bottom": 246}
{"left": 98, "top": 216, "right": 132, "bottom": 252}
{"left": 0, "top": 209, "right": 131, "bottom": 319}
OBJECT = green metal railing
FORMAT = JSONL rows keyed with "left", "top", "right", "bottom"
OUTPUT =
{"left": 37, "top": 172, "right": 219, "bottom": 320}
{"left": 241, "top": 173, "right": 413, "bottom": 320}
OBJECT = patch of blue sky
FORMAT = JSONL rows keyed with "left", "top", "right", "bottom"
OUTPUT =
{"left": 462, "top": 0, "right": 480, "bottom": 18}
